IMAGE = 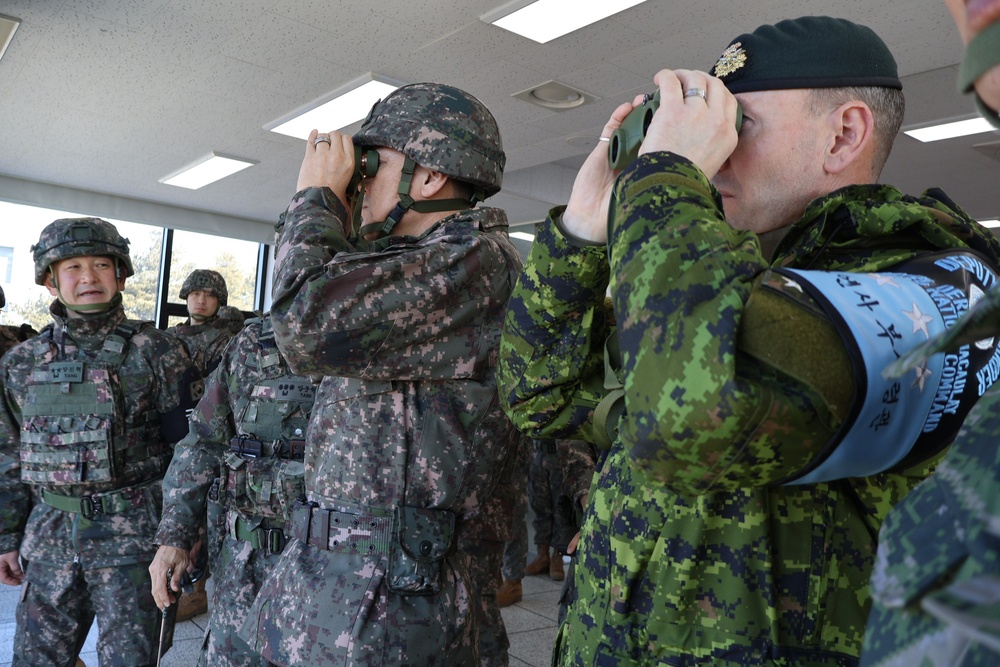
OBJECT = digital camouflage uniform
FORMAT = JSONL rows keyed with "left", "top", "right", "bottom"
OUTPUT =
{"left": 239, "top": 83, "right": 523, "bottom": 666}
{"left": 169, "top": 269, "right": 238, "bottom": 377}
{"left": 856, "top": 278, "right": 1000, "bottom": 666}
{"left": 497, "top": 151, "right": 1000, "bottom": 665}
{"left": 554, "top": 440, "right": 598, "bottom": 627}
{"left": 502, "top": 433, "right": 530, "bottom": 584}
{"left": 0, "top": 286, "right": 39, "bottom": 358}
{"left": 0, "top": 217, "right": 197, "bottom": 667}
{"left": 156, "top": 315, "right": 315, "bottom": 667}
{"left": 528, "top": 439, "right": 580, "bottom": 556}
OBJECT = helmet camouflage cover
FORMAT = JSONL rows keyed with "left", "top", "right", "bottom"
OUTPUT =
{"left": 31, "top": 217, "right": 133, "bottom": 285}
{"left": 179, "top": 269, "right": 228, "bottom": 306}
{"left": 353, "top": 82, "right": 506, "bottom": 198}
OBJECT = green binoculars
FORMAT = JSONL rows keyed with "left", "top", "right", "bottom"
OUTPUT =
{"left": 348, "top": 145, "right": 380, "bottom": 193}
{"left": 608, "top": 90, "right": 743, "bottom": 171}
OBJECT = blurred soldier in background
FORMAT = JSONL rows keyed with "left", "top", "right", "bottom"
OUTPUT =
{"left": 150, "top": 313, "right": 316, "bottom": 667}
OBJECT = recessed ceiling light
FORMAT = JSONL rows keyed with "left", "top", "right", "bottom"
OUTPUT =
{"left": 513, "top": 80, "right": 597, "bottom": 111}
{"left": 980, "top": 219, "right": 1000, "bottom": 228}
{"left": 266, "top": 74, "right": 403, "bottom": 140}
{"left": 160, "top": 153, "right": 257, "bottom": 189}
{"left": 510, "top": 231, "right": 536, "bottom": 242}
{"left": 482, "top": 0, "right": 649, "bottom": 44}
{"left": 904, "top": 116, "right": 998, "bottom": 142}
{"left": 0, "top": 14, "right": 20, "bottom": 62}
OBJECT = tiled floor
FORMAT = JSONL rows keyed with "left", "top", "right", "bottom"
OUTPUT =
{"left": 0, "top": 551, "right": 563, "bottom": 666}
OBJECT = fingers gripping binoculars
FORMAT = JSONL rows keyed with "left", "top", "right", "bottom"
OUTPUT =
{"left": 608, "top": 90, "right": 744, "bottom": 171}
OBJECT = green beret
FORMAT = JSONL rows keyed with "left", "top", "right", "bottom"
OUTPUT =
{"left": 711, "top": 16, "right": 902, "bottom": 93}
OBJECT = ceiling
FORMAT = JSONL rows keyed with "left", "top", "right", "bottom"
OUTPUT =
{"left": 1, "top": 0, "right": 998, "bottom": 245}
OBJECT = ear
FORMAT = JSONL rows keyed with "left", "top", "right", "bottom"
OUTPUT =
{"left": 42, "top": 272, "right": 58, "bottom": 297}
{"left": 416, "top": 167, "right": 450, "bottom": 199}
{"left": 823, "top": 101, "right": 874, "bottom": 175}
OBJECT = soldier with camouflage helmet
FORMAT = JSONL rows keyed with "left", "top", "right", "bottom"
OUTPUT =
{"left": 148, "top": 313, "right": 316, "bottom": 667}
{"left": 0, "top": 217, "right": 199, "bottom": 665}
{"left": 169, "top": 268, "right": 240, "bottom": 378}
{"left": 498, "top": 16, "right": 1000, "bottom": 665}
{"left": 237, "top": 82, "right": 522, "bottom": 666}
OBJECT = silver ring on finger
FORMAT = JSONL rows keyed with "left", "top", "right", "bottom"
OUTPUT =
{"left": 314, "top": 134, "right": 332, "bottom": 147}
{"left": 683, "top": 88, "right": 707, "bottom": 102}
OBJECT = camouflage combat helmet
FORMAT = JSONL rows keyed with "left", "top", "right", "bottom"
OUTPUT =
{"left": 179, "top": 269, "right": 228, "bottom": 307}
{"left": 351, "top": 82, "right": 506, "bottom": 239}
{"left": 354, "top": 82, "right": 505, "bottom": 197}
{"left": 31, "top": 217, "right": 133, "bottom": 285}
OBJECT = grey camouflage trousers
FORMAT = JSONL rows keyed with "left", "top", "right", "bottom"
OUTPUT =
{"left": 13, "top": 558, "right": 158, "bottom": 667}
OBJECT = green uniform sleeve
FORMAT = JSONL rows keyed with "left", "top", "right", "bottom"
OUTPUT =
{"left": 608, "top": 152, "right": 835, "bottom": 492}
{"left": 497, "top": 206, "right": 613, "bottom": 445}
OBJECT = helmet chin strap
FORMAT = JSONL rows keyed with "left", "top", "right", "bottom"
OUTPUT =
{"left": 354, "top": 156, "right": 477, "bottom": 242}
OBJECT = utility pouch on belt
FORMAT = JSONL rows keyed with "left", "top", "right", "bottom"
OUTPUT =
{"left": 387, "top": 505, "right": 456, "bottom": 596}
{"left": 221, "top": 451, "right": 305, "bottom": 520}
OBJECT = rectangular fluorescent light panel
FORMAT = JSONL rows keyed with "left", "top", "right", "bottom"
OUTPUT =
{"left": 0, "top": 14, "right": 19, "bottom": 61}
{"left": 488, "top": 0, "right": 649, "bottom": 44}
{"left": 161, "top": 153, "right": 256, "bottom": 189}
{"left": 904, "top": 117, "right": 997, "bottom": 142}
{"left": 510, "top": 231, "right": 536, "bottom": 242}
{"left": 268, "top": 79, "right": 399, "bottom": 140}
{"left": 980, "top": 219, "right": 1000, "bottom": 228}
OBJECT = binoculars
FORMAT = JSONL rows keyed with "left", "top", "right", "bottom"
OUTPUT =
{"left": 608, "top": 90, "right": 744, "bottom": 171}
{"left": 348, "top": 145, "right": 380, "bottom": 193}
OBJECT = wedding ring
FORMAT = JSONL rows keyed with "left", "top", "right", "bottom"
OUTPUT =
{"left": 598, "top": 137, "right": 610, "bottom": 142}
{"left": 683, "top": 88, "right": 707, "bottom": 101}
{"left": 314, "top": 134, "right": 332, "bottom": 146}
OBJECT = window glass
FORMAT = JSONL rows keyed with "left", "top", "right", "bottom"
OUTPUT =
{"left": 0, "top": 202, "right": 162, "bottom": 330}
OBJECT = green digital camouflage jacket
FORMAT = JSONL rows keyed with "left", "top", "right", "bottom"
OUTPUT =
{"left": 498, "top": 151, "right": 1000, "bottom": 666}
{"left": 167, "top": 313, "right": 238, "bottom": 378}
{"left": 240, "top": 186, "right": 523, "bottom": 666}
{"left": 0, "top": 298, "right": 195, "bottom": 568}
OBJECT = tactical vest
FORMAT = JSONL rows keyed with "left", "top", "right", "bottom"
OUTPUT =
{"left": 20, "top": 322, "right": 164, "bottom": 490}
{"left": 220, "top": 318, "right": 316, "bottom": 521}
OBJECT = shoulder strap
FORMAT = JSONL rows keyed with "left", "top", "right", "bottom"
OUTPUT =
{"left": 593, "top": 330, "right": 625, "bottom": 450}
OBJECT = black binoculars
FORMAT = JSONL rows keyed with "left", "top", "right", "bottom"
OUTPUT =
{"left": 608, "top": 90, "right": 743, "bottom": 171}
{"left": 348, "top": 145, "right": 380, "bottom": 193}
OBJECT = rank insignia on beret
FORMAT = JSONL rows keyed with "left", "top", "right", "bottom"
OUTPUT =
{"left": 713, "top": 42, "right": 747, "bottom": 79}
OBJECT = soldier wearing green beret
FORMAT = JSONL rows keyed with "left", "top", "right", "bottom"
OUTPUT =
{"left": 237, "top": 83, "right": 523, "bottom": 666}
{"left": 498, "top": 16, "right": 1000, "bottom": 666}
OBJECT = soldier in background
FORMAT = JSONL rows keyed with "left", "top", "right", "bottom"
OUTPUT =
{"left": 238, "top": 82, "right": 522, "bottom": 666}
{"left": 496, "top": 434, "right": 530, "bottom": 609}
{"left": 0, "top": 286, "right": 38, "bottom": 358}
{"left": 150, "top": 313, "right": 316, "bottom": 667}
{"left": 0, "top": 217, "right": 197, "bottom": 665}
{"left": 167, "top": 268, "right": 241, "bottom": 619}
{"left": 522, "top": 439, "right": 571, "bottom": 582}
{"left": 169, "top": 269, "right": 238, "bottom": 377}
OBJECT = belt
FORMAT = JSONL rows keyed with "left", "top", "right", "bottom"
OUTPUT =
{"left": 232, "top": 515, "right": 286, "bottom": 555}
{"left": 290, "top": 502, "right": 394, "bottom": 555}
{"left": 40, "top": 483, "right": 150, "bottom": 518}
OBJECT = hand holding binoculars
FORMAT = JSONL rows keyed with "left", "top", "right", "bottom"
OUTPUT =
{"left": 608, "top": 90, "right": 743, "bottom": 171}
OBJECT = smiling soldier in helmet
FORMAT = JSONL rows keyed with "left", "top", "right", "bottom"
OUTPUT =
{"left": 237, "top": 83, "right": 523, "bottom": 667}
{"left": 0, "top": 217, "right": 198, "bottom": 665}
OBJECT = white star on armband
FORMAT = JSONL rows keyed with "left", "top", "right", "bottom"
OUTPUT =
{"left": 782, "top": 277, "right": 803, "bottom": 292}
{"left": 874, "top": 275, "right": 900, "bottom": 288}
{"left": 912, "top": 362, "right": 933, "bottom": 391}
{"left": 903, "top": 303, "right": 934, "bottom": 338}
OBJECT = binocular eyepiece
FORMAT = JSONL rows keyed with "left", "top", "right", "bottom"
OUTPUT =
{"left": 348, "top": 145, "right": 380, "bottom": 193}
{"left": 608, "top": 90, "right": 743, "bottom": 171}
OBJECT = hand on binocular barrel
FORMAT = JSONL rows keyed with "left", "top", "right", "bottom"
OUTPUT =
{"left": 562, "top": 100, "right": 637, "bottom": 244}
{"left": 638, "top": 69, "right": 739, "bottom": 180}
{"left": 297, "top": 129, "right": 356, "bottom": 208}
